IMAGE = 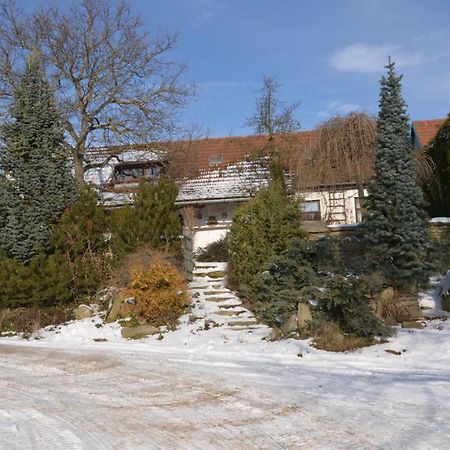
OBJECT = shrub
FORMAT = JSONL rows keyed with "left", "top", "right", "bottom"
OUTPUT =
{"left": 315, "top": 275, "right": 392, "bottom": 338}
{"left": 195, "top": 237, "right": 229, "bottom": 262}
{"left": 248, "top": 238, "right": 326, "bottom": 327}
{"left": 311, "top": 321, "right": 377, "bottom": 352}
{"left": 110, "top": 179, "right": 182, "bottom": 256}
{"left": 0, "top": 253, "right": 74, "bottom": 308}
{"left": 228, "top": 181, "right": 306, "bottom": 290}
{"left": 51, "top": 189, "right": 110, "bottom": 296}
{"left": 119, "top": 254, "right": 188, "bottom": 327}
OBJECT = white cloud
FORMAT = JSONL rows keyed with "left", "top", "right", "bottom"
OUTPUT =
{"left": 316, "top": 101, "right": 362, "bottom": 120}
{"left": 329, "top": 43, "right": 427, "bottom": 73}
{"left": 190, "top": 0, "right": 224, "bottom": 24}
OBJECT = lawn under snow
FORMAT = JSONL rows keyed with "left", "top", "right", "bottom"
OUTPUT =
{"left": 0, "top": 271, "right": 450, "bottom": 449}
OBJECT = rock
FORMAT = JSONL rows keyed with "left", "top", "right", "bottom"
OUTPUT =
{"left": 213, "top": 309, "right": 244, "bottom": 316}
{"left": 97, "top": 287, "right": 120, "bottom": 312}
{"left": 281, "top": 314, "right": 297, "bottom": 335}
{"left": 401, "top": 321, "right": 425, "bottom": 329}
{"left": 205, "top": 271, "right": 226, "bottom": 279}
{"left": 121, "top": 324, "right": 159, "bottom": 339}
{"left": 74, "top": 304, "right": 93, "bottom": 320}
{"left": 397, "top": 297, "right": 424, "bottom": 321}
{"left": 442, "top": 294, "right": 450, "bottom": 312}
{"left": 297, "top": 303, "right": 312, "bottom": 329}
{"left": 384, "top": 317, "right": 399, "bottom": 327}
{"left": 106, "top": 294, "right": 123, "bottom": 323}
{"left": 379, "top": 287, "right": 395, "bottom": 303}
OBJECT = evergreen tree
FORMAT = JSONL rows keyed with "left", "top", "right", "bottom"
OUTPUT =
{"left": 228, "top": 180, "right": 306, "bottom": 291}
{"left": 0, "top": 52, "right": 77, "bottom": 261}
{"left": 364, "top": 61, "right": 433, "bottom": 290}
{"left": 109, "top": 179, "right": 182, "bottom": 255}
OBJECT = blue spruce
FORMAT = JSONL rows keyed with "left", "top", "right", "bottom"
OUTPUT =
{"left": 364, "top": 60, "right": 433, "bottom": 290}
{"left": 0, "top": 52, "right": 77, "bottom": 261}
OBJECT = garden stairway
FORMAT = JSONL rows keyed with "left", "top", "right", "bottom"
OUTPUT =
{"left": 189, "top": 262, "right": 264, "bottom": 331}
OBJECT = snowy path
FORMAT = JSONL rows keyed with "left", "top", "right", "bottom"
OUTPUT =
{"left": 1, "top": 336, "right": 450, "bottom": 449}
{"left": 0, "top": 344, "right": 374, "bottom": 450}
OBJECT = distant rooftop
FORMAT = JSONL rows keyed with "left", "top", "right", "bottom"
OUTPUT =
{"left": 412, "top": 119, "right": 446, "bottom": 148}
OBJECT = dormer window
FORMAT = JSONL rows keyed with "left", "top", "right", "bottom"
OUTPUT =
{"left": 208, "top": 154, "right": 224, "bottom": 166}
{"left": 113, "top": 162, "right": 162, "bottom": 183}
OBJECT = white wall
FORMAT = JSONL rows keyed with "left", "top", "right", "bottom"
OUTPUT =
{"left": 301, "top": 188, "right": 368, "bottom": 224}
{"left": 186, "top": 202, "right": 238, "bottom": 252}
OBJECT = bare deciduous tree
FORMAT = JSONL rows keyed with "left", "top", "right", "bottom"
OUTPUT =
{"left": 246, "top": 75, "right": 300, "bottom": 143}
{"left": 295, "top": 111, "right": 436, "bottom": 205}
{"left": 0, "top": 0, "right": 193, "bottom": 185}
{"left": 295, "top": 112, "right": 377, "bottom": 198}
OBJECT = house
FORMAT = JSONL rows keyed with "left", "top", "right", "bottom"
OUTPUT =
{"left": 85, "top": 119, "right": 446, "bottom": 252}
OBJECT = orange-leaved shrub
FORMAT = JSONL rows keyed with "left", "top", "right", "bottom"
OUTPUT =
{"left": 120, "top": 255, "right": 188, "bottom": 327}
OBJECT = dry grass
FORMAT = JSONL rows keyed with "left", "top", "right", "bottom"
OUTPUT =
{"left": 312, "top": 322, "right": 376, "bottom": 352}
{"left": 0, "top": 306, "right": 73, "bottom": 333}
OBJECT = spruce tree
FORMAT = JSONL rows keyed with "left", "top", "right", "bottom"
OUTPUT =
{"left": 364, "top": 61, "right": 432, "bottom": 290}
{"left": 0, "top": 52, "right": 77, "bottom": 261}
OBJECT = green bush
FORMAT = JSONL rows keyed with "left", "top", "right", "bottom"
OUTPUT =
{"left": 228, "top": 181, "right": 306, "bottom": 290}
{"left": 314, "top": 275, "right": 392, "bottom": 338}
{"left": 195, "top": 237, "right": 229, "bottom": 262}
{"left": 0, "top": 253, "right": 73, "bottom": 307}
{"left": 110, "top": 179, "right": 182, "bottom": 255}
{"left": 51, "top": 189, "right": 110, "bottom": 296}
{"left": 248, "top": 238, "right": 331, "bottom": 327}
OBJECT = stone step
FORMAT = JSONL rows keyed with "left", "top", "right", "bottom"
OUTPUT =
{"left": 212, "top": 309, "right": 246, "bottom": 317}
{"left": 193, "top": 270, "right": 227, "bottom": 279}
{"left": 217, "top": 303, "right": 243, "bottom": 309}
{"left": 227, "top": 319, "right": 258, "bottom": 327}
{"left": 204, "top": 290, "right": 231, "bottom": 296}
{"left": 205, "top": 296, "right": 236, "bottom": 302}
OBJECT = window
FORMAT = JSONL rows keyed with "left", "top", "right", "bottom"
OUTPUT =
{"left": 113, "top": 163, "right": 162, "bottom": 183}
{"left": 355, "top": 197, "right": 365, "bottom": 222}
{"left": 208, "top": 154, "right": 224, "bottom": 165}
{"left": 301, "top": 200, "right": 321, "bottom": 221}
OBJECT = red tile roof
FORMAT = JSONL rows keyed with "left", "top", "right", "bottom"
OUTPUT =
{"left": 85, "top": 131, "right": 319, "bottom": 179}
{"left": 412, "top": 119, "right": 446, "bottom": 148}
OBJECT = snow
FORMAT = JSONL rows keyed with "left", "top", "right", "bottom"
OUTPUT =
{"left": 430, "top": 217, "right": 450, "bottom": 224}
{"left": 1, "top": 268, "right": 450, "bottom": 448}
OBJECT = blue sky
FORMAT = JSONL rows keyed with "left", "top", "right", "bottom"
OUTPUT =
{"left": 28, "top": 0, "right": 450, "bottom": 137}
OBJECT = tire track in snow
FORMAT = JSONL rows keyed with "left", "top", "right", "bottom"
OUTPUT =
{"left": 0, "top": 344, "right": 376, "bottom": 449}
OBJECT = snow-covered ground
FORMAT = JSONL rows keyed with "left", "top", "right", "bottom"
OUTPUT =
{"left": 1, "top": 269, "right": 450, "bottom": 449}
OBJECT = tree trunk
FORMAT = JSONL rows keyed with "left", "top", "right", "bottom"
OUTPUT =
{"left": 73, "top": 147, "right": 86, "bottom": 188}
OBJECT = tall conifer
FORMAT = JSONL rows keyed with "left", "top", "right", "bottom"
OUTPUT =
{"left": 0, "top": 52, "right": 77, "bottom": 261}
{"left": 364, "top": 61, "right": 432, "bottom": 289}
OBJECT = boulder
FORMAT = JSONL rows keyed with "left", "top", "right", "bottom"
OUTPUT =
{"left": 442, "top": 294, "right": 450, "bottom": 312}
{"left": 297, "top": 303, "right": 312, "bottom": 329}
{"left": 281, "top": 314, "right": 297, "bottom": 336}
{"left": 121, "top": 324, "right": 160, "bottom": 339}
{"left": 379, "top": 287, "right": 395, "bottom": 303}
{"left": 397, "top": 296, "right": 424, "bottom": 321}
{"left": 74, "top": 305, "right": 93, "bottom": 321}
{"left": 401, "top": 321, "right": 425, "bottom": 329}
{"left": 105, "top": 294, "right": 123, "bottom": 323}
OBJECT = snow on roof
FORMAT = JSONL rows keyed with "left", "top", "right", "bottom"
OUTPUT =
{"left": 176, "top": 158, "right": 272, "bottom": 204}
{"left": 84, "top": 147, "right": 166, "bottom": 166}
